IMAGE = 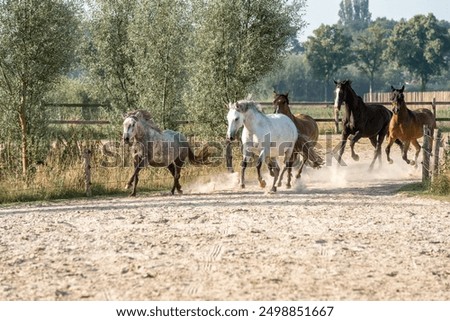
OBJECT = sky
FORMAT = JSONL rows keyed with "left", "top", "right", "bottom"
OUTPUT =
{"left": 299, "top": 0, "right": 450, "bottom": 41}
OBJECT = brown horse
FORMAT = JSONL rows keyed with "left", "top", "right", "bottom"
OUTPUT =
{"left": 385, "top": 86, "right": 436, "bottom": 166}
{"left": 273, "top": 92, "right": 322, "bottom": 186}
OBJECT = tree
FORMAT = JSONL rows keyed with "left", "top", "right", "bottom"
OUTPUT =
{"left": 84, "top": 0, "right": 138, "bottom": 112}
{"left": 84, "top": 0, "right": 192, "bottom": 128}
{"left": 385, "top": 14, "right": 450, "bottom": 91}
{"left": 353, "top": 21, "right": 391, "bottom": 94}
{"left": 338, "top": 0, "right": 371, "bottom": 33}
{"left": 129, "top": 0, "right": 192, "bottom": 129}
{"left": 0, "top": 0, "right": 80, "bottom": 175}
{"left": 184, "top": 0, "right": 306, "bottom": 137}
{"left": 305, "top": 24, "right": 353, "bottom": 100}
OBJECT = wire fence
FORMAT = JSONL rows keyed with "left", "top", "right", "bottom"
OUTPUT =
{"left": 422, "top": 127, "right": 450, "bottom": 185}
{"left": 1, "top": 99, "right": 450, "bottom": 202}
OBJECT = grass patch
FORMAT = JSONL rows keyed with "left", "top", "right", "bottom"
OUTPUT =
{"left": 0, "top": 138, "right": 228, "bottom": 205}
{"left": 398, "top": 179, "right": 450, "bottom": 201}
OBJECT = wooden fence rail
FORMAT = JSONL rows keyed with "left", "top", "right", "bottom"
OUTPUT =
{"left": 259, "top": 100, "right": 450, "bottom": 133}
{"left": 44, "top": 100, "right": 450, "bottom": 129}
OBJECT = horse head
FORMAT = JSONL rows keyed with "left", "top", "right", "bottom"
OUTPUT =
{"left": 333, "top": 80, "right": 352, "bottom": 111}
{"left": 122, "top": 114, "right": 139, "bottom": 145}
{"left": 226, "top": 102, "right": 245, "bottom": 141}
{"left": 273, "top": 91, "right": 289, "bottom": 114}
{"left": 390, "top": 85, "right": 405, "bottom": 114}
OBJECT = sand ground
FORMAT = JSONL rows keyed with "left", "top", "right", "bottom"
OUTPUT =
{"left": 1, "top": 143, "right": 449, "bottom": 300}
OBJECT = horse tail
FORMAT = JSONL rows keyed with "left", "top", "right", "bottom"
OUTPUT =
{"left": 188, "top": 143, "right": 211, "bottom": 166}
{"left": 295, "top": 134, "right": 323, "bottom": 168}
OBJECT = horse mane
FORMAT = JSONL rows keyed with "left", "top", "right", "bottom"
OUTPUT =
{"left": 126, "top": 109, "right": 153, "bottom": 121}
{"left": 127, "top": 109, "right": 163, "bottom": 134}
{"left": 235, "top": 99, "right": 264, "bottom": 114}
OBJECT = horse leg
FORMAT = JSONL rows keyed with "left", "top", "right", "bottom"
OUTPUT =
{"left": 277, "top": 166, "right": 286, "bottom": 187}
{"left": 402, "top": 141, "right": 412, "bottom": 165}
{"left": 337, "top": 131, "right": 350, "bottom": 166}
{"left": 130, "top": 166, "right": 142, "bottom": 197}
{"left": 349, "top": 131, "right": 363, "bottom": 161}
{"left": 256, "top": 155, "right": 266, "bottom": 188}
{"left": 174, "top": 158, "right": 184, "bottom": 193}
{"left": 240, "top": 156, "right": 250, "bottom": 189}
{"left": 167, "top": 163, "right": 177, "bottom": 195}
{"left": 411, "top": 139, "right": 421, "bottom": 167}
{"left": 295, "top": 157, "right": 307, "bottom": 179}
{"left": 278, "top": 152, "right": 300, "bottom": 185}
{"left": 284, "top": 158, "right": 295, "bottom": 189}
{"left": 385, "top": 136, "right": 395, "bottom": 164}
{"left": 127, "top": 157, "right": 144, "bottom": 196}
{"left": 225, "top": 140, "right": 233, "bottom": 173}
{"left": 126, "top": 156, "right": 140, "bottom": 189}
{"left": 269, "top": 158, "right": 280, "bottom": 193}
{"left": 369, "top": 133, "right": 384, "bottom": 171}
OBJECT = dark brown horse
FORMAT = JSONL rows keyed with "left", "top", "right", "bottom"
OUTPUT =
{"left": 386, "top": 85, "right": 436, "bottom": 166}
{"left": 334, "top": 80, "right": 394, "bottom": 170}
{"left": 273, "top": 92, "right": 322, "bottom": 186}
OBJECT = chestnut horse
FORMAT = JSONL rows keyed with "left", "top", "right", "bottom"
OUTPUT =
{"left": 273, "top": 92, "right": 322, "bottom": 186}
{"left": 385, "top": 86, "right": 436, "bottom": 166}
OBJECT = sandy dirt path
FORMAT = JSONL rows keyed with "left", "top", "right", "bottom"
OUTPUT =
{"left": 1, "top": 149, "right": 449, "bottom": 301}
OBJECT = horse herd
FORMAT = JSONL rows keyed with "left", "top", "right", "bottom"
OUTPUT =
{"left": 122, "top": 80, "right": 437, "bottom": 195}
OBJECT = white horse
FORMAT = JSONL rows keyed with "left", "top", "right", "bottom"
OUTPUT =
{"left": 123, "top": 110, "right": 209, "bottom": 196}
{"left": 226, "top": 100, "right": 298, "bottom": 192}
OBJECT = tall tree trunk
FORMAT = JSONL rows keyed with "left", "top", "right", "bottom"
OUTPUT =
{"left": 18, "top": 94, "right": 28, "bottom": 176}
{"left": 420, "top": 75, "right": 427, "bottom": 92}
{"left": 162, "top": 48, "right": 170, "bottom": 129}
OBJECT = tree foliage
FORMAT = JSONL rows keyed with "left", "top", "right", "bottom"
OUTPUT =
{"left": 338, "top": 0, "right": 371, "bottom": 33}
{"left": 84, "top": 0, "right": 138, "bottom": 112}
{"left": 353, "top": 21, "right": 390, "bottom": 94}
{"left": 84, "top": 0, "right": 192, "bottom": 129}
{"left": 304, "top": 24, "right": 353, "bottom": 100}
{"left": 184, "top": 0, "right": 305, "bottom": 136}
{"left": 0, "top": 0, "right": 81, "bottom": 175}
{"left": 386, "top": 14, "right": 450, "bottom": 91}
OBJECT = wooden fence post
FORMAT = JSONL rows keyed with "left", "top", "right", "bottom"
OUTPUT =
{"left": 431, "top": 129, "right": 442, "bottom": 182}
{"left": 84, "top": 149, "right": 92, "bottom": 197}
{"left": 432, "top": 97, "right": 437, "bottom": 118}
{"left": 422, "top": 125, "right": 431, "bottom": 184}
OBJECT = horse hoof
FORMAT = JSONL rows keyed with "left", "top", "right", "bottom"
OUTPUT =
{"left": 269, "top": 171, "right": 274, "bottom": 177}
{"left": 277, "top": 181, "right": 282, "bottom": 187}
{"left": 352, "top": 154, "right": 360, "bottom": 161}
{"left": 240, "top": 184, "right": 245, "bottom": 189}
{"left": 388, "top": 159, "right": 393, "bottom": 164}
{"left": 286, "top": 184, "right": 291, "bottom": 189}
{"left": 129, "top": 193, "right": 136, "bottom": 197}
{"left": 125, "top": 184, "right": 131, "bottom": 190}
{"left": 296, "top": 174, "right": 301, "bottom": 179}
{"left": 177, "top": 189, "right": 183, "bottom": 194}
{"left": 260, "top": 180, "right": 266, "bottom": 188}
{"left": 410, "top": 160, "right": 415, "bottom": 166}
{"left": 270, "top": 186, "right": 277, "bottom": 193}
